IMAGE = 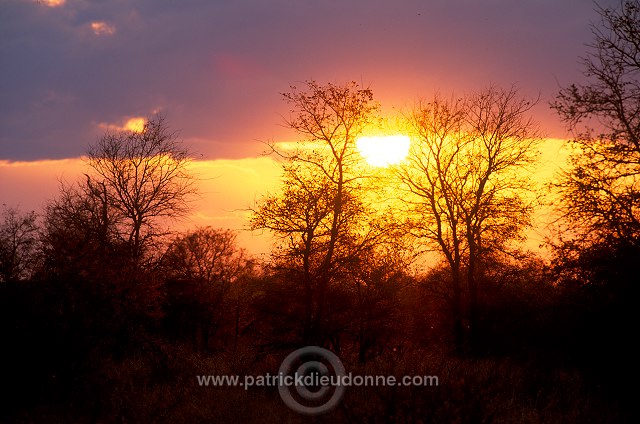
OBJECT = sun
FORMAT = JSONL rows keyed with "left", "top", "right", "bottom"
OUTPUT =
{"left": 356, "top": 135, "right": 410, "bottom": 167}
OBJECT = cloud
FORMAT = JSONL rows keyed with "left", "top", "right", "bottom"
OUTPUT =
{"left": 35, "top": 0, "right": 65, "bottom": 7}
{"left": 2, "top": 0, "right": 593, "bottom": 161}
{"left": 90, "top": 21, "right": 116, "bottom": 36}
{"left": 97, "top": 116, "right": 146, "bottom": 133}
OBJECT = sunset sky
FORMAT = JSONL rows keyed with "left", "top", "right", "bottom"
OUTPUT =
{"left": 0, "top": 0, "right": 606, "bottom": 253}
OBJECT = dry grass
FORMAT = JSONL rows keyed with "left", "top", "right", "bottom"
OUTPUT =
{"left": 9, "top": 343, "right": 625, "bottom": 423}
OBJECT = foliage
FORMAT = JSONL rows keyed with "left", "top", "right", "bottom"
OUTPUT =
{"left": 162, "top": 227, "right": 256, "bottom": 352}
{"left": 552, "top": 0, "right": 640, "bottom": 243}
{"left": 0, "top": 206, "right": 39, "bottom": 283}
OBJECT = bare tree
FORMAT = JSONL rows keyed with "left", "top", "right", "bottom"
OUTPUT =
{"left": 552, "top": 1, "right": 640, "bottom": 243}
{"left": 87, "top": 115, "right": 196, "bottom": 262}
{"left": 0, "top": 206, "right": 39, "bottom": 283}
{"left": 251, "top": 80, "right": 387, "bottom": 345}
{"left": 397, "top": 87, "right": 540, "bottom": 349}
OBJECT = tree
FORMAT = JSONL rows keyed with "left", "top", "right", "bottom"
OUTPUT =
{"left": 42, "top": 177, "right": 124, "bottom": 276}
{"left": 251, "top": 80, "right": 388, "bottom": 346}
{"left": 162, "top": 227, "right": 254, "bottom": 352}
{"left": 549, "top": 3, "right": 639, "bottom": 366}
{"left": 41, "top": 177, "right": 166, "bottom": 345}
{"left": 551, "top": 1, "right": 640, "bottom": 243}
{"left": 0, "top": 206, "right": 39, "bottom": 283}
{"left": 397, "top": 87, "right": 540, "bottom": 349}
{"left": 344, "top": 243, "right": 413, "bottom": 362}
{"left": 87, "top": 115, "right": 196, "bottom": 263}
{"left": 35, "top": 117, "right": 195, "bottom": 350}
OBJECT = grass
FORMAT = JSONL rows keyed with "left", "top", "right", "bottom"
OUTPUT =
{"left": 6, "top": 342, "right": 627, "bottom": 423}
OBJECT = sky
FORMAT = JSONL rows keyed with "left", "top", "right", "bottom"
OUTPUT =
{"left": 0, "top": 0, "right": 612, "bottom": 254}
{"left": 1, "top": 0, "right": 610, "bottom": 160}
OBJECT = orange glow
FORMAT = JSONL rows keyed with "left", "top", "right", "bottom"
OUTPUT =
{"left": 37, "top": 0, "right": 65, "bottom": 7}
{"left": 0, "top": 157, "right": 280, "bottom": 256}
{"left": 90, "top": 22, "right": 116, "bottom": 36}
{"left": 0, "top": 138, "right": 570, "bottom": 257}
{"left": 357, "top": 135, "right": 410, "bottom": 167}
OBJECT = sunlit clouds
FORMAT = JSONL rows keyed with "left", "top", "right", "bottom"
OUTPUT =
{"left": 98, "top": 117, "right": 146, "bottom": 133}
{"left": 90, "top": 21, "right": 116, "bottom": 36}
{"left": 124, "top": 117, "right": 145, "bottom": 132}
{"left": 357, "top": 135, "right": 411, "bottom": 167}
{"left": 36, "top": 0, "right": 65, "bottom": 7}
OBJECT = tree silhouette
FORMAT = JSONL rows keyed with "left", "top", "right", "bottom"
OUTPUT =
{"left": 42, "top": 176, "right": 123, "bottom": 274}
{"left": 548, "top": 4, "right": 639, "bottom": 378}
{"left": 87, "top": 115, "right": 196, "bottom": 263}
{"left": 552, "top": 1, "right": 640, "bottom": 244}
{"left": 251, "top": 80, "right": 391, "bottom": 346}
{"left": 0, "top": 206, "right": 39, "bottom": 283}
{"left": 162, "top": 227, "right": 254, "bottom": 352}
{"left": 397, "top": 87, "right": 540, "bottom": 349}
{"left": 33, "top": 117, "right": 198, "bottom": 368}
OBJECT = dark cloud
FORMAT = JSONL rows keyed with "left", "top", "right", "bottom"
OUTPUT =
{"left": 1, "top": 0, "right": 603, "bottom": 160}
